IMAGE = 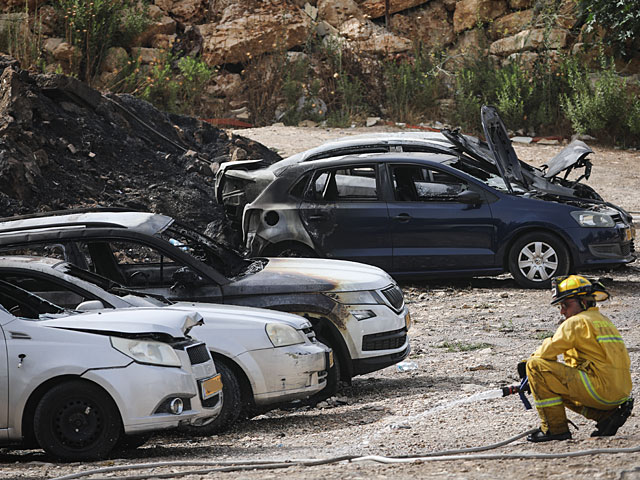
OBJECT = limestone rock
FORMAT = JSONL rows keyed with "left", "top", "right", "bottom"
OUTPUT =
{"left": 447, "top": 28, "right": 488, "bottom": 67}
{"left": 154, "top": 0, "right": 208, "bottom": 23}
{"left": 131, "top": 47, "right": 164, "bottom": 65}
{"left": 358, "top": 0, "right": 430, "bottom": 19}
{"left": 317, "top": 0, "right": 364, "bottom": 28}
{"left": 392, "top": 2, "right": 455, "bottom": 50}
{"left": 200, "top": 1, "right": 312, "bottom": 66}
{"left": 489, "top": 28, "right": 568, "bottom": 56}
{"left": 207, "top": 72, "right": 243, "bottom": 98}
{"left": 488, "top": 9, "right": 533, "bottom": 41}
{"left": 555, "top": 0, "right": 579, "bottom": 30}
{"left": 453, "top": 0, "right": 508, "bottom": 34}
{"left": 101, "top": 47, "right": 129, "bottom": 73}
{"left": 36, "top": 5, "right": 58, "bottom": 36}
{"left": 339, "top": 17, "right": 412, "bottom": 54}
{"left": 134, "top": 14, "right": 176, "bottom": 47}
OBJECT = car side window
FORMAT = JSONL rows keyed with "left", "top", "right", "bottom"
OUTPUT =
{"left": 78, "top": 240, "right": 180, "bottom": 288}
{"left": 2, "top": 273, "right": 100, "bottom": 310}
{"left": 310, "top": 165, "right": 378, "bottom": 201}
{"left": 391, "top": 165, "right": 468, "bottom": 202}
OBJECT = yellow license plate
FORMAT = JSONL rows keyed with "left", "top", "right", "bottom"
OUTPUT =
{"left": 201, "top": 374, "right": 223, "bottom": 399}
{"left": 625, "top": 227, "right": 634, "bottom": 241}
{"left": 328, "top": 350, "right": 334, "bottom": 368}
{"left": 405, "top": 312, "right": 412, "bottom": 330}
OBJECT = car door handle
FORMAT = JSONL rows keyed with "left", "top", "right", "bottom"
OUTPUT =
{"left": 393, "top": 213, "right": 412, "bottom": 222}
{"left": 308, "top": 214, "right": 328, "bottom": 221}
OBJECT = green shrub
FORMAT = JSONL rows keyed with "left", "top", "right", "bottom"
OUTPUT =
{"left": 382, "top": 49, "right": 441, "bottom": 124}
{"left": 56, "top": 0, "right": 150, "bottom": 82}
{"left": 495, "top": 63, "right": 533, "bottom": 130}
{"left": 0, "top": 5, "right": 43, "bottom": 70}
{"left": 561, "top": 56, "right": 638, "bottom": 144}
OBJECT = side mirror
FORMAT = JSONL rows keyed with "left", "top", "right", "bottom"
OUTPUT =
{"left": 456, "top": 190, "right": 482, "bottom": 205}
{"left": 76, "top": 300, "right": 106, "bottom": 311}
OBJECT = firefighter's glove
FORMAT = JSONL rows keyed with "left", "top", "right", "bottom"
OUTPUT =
{"left": 517, "top": 361, "right": 528, "bottom": 380}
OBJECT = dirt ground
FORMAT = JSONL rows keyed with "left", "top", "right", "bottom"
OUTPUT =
{"left": 1, "top": 127, "right": 639, "bottom": 480}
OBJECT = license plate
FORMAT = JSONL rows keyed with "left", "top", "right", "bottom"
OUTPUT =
{"left": 405, "top": 312, "right": 412, "bottom": 330}
{"left": 625, "top": 227, "right": 634, "bottom": 241}
{"left": 200, "top": 374, "right": 223, "bottom": 400}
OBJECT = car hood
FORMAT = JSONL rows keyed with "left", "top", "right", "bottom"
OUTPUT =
{"left": 226, "top": 257, "right": 395, "bottom": 295}
{"left": 39, "top": 308, "right": 204, "bottom": 338}
{"left": 166, "top": 302, "right": 311, "bottom": 329}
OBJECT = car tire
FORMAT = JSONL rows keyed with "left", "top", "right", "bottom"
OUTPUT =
{"left": 269, "top": 243, "right": 317, "bottom": 258}
{"left": 304, "top": 335, "right": 341, "bottom": 406}
{"left": 33, "top": 380, "right": 121, "bottom": 461}
{"left": 508, "top": 231, "right": 570, "bottom": 289}
{"left": 188, "top": 360, "right": 242, "bottom": 435}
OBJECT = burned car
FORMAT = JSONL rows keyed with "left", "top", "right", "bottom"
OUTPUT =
{"left": 215, "top": 106, "right": 608, "bottom": 226}
{"left": 0, "top": 280, "right": 221, "bottom": 461}
{"left": 235, "top": 106, "right": 635, "bottom": 288}
{"left": 0, "top": 255, "right": 331, "bottom": 433}
{"left": 0, "top": 210, "right": 411, "bottom": 395}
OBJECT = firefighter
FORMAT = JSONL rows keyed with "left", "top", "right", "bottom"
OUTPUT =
{"left": 524, "top": 275, "right": 633, "bottom": 442}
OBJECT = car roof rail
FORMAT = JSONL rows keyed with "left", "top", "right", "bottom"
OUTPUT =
{"left": 0, "top": 206, "right": 145, "bottom": 223}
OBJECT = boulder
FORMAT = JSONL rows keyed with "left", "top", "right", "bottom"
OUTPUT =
{"left": 200, "top": 1, "right": 312, "bottom": 66}
{"left": 453, "top": 0, "right": 508, "bottom": 34}
{"left": 153, "top": 0, "right": 208, "bottom": 23}
{"left": 489, "top": 28, "right": 568, "bottom": 56}
{"left": 447, "top": 28, "right": 488, "bottom": 66}
{"left": 36, "top": 5, "right": 58, "bottom": 36}
{"left": 339, "top": 17, "right": 413, "bottom": 54}
{"left": 392, "top": 2, "right": 455, "bottom": 50}
{"left": 134, "top": 13, "right": 176, "bottom": 47}
{"left": 488, "top": 9, "right": 534, "bottom": 41}
{"left": 317, "top": 0, "right": 364, "bottom": 28}
{"left": 101, "top": 47, "right": 129, "bottom": 73}
{"left": 555, "top": 0, "right": 579, "bottom": 30}
{"left": 358, "top": 0, "right": 430, "bottom": 18}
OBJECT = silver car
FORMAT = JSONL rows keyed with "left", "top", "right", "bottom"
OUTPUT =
{"left": 0, "top": 255, "right": 331, "bottom": 433}
{"left": 0, "top": 280, "right": 222, "bottom": 461}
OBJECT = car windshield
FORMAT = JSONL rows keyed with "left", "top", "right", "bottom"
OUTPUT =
{"left": 158, "top": 221, "right": 254, "bottom": 277}
{"left": 0, "top": 279, "right": 68, "bottom": 320}
{"left": 443, "top": 157, "right": 527, "bottom": 193}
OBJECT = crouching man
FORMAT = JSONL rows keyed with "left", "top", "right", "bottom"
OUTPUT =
{"left": 525, "top": 275, "right": 633, "bottom": 442}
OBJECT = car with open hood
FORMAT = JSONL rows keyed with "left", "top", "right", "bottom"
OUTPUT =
{"left": 0, "top": 255, "right": 331, "bottom": 433}
{"left": 215, "top": 105, "right": 607, "bottom": 226}
{"left": 0, "top": 210, "right": 411, "bottom": 396}
{"left": 238, "top": 107, "right": 634, "bottom": 288}
{"left": 0, "top": 280, "right": 222, "bottom": 461}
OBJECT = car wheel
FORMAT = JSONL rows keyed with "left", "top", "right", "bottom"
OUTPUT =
{"left": 508, "top": 232, "right": 570, "bottom": 289}
{"left": 269, "top": 243, "right": 317, "bottom": 258}
{"left": 33, "top": 380, "right": 121, "bottom": 461}
{"left": 188, "top": 360, "right": 242, "bottom": 435}
{"left": 305, "top": 335, "right": 341, "bottom": 406}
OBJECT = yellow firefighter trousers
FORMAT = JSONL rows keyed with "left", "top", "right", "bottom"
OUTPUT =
{"left": 526, "top": 357, "right": 618, "bottom": 434}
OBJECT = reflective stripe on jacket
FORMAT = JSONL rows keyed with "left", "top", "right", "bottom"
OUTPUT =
{"left": 532, "top": 307, "right": 631, "bottom": 404}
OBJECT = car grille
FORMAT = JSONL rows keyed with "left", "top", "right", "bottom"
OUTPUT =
{"left": 362, "top": 327, "right": 407, "bottom": 351}
{"left": 302, "top": 327, "right": 316, "bottom": 342}
{"left": 381, "top": 285, "right": 405, "bottom": 312}
{"left": 186, "top": 343, "right": 211, "bottom": 365}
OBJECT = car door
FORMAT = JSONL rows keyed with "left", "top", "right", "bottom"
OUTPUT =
{"left": 298, "top": 164, "right": 393, "bottom": 270}
{"left": 387, "top": 163, "right": 497, "bottom": 274}
{"left": 0, "top": 309, "right": 8, "bottom": 439}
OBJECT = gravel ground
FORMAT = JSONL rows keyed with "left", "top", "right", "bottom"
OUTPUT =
{"left": 1, "top": 127, "right": 639, "bottom": 480}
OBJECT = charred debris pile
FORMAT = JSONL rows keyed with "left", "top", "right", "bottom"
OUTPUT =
{"left": 0, "top": 55, "right": 280, "bottom": 233}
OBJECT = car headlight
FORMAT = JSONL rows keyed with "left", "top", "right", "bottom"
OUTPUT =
{"left": 111, "top": 337, "right": 182, "bottom": 367}
{"left": 265, "top": 323, "right": 306, "bottom": 347}
{"left": 323, "top": 290, "right": 382, "bottom": 305}
{"left": 570, "top": 211, "right": 615, "bottom": 228}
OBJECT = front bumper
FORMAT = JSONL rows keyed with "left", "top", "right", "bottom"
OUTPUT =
{"left": 240, "top": 342, "right": 331, "bottom": 406}
{"left": 341, "top": 303, "right": 411, "bottom": 369}
{"left": 567, "top": 224, "right": 636, "bottom": 269}
{"left": 83, "top": 360, "right": 222, "bottom": 435}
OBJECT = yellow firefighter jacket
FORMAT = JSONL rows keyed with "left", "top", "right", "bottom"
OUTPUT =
{"left": 532, "top": 306, "right": 632, "bottom": 404}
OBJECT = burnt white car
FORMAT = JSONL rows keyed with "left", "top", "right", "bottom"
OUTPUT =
{"left": 0, "top": 255, "right": 331, "bottom": 433}
{"left": 0, "top": 281, "right": 222, "bottom": 461}
{"left": 0, "top": 211, "right": 411, "bottom": 397}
